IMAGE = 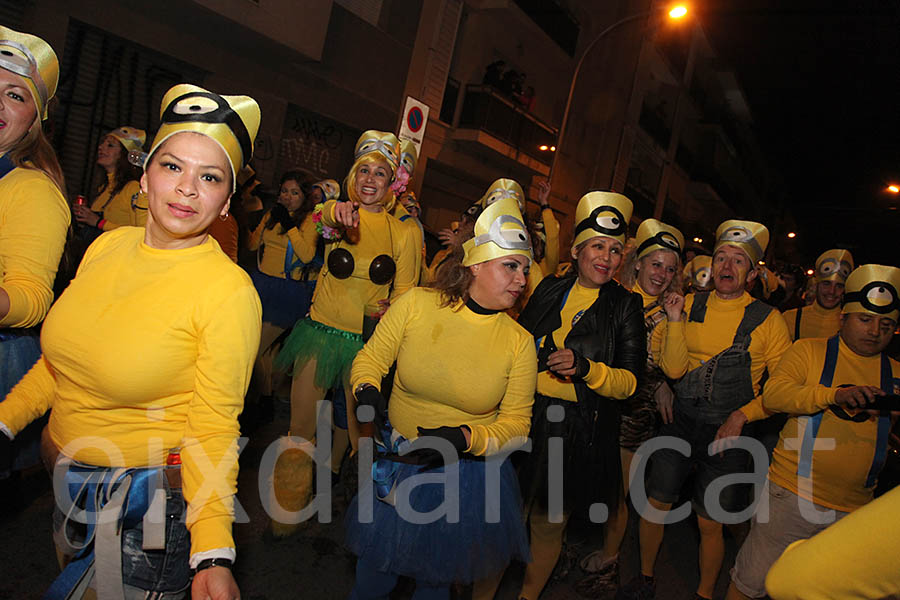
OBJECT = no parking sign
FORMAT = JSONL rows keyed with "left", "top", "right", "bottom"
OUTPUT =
{"left": 398, "top": 96, "right": 430, "bottom": 158}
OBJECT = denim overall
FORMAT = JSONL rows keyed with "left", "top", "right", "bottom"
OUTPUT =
{"left": 673, "top": 292, "right": 773, "bottom": 425}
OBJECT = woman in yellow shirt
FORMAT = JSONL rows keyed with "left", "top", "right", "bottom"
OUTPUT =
{"left": 73, "top": 125, "right": 145, "bottom": 235}
{"left": 0, "top": 82, "right": 261, "bottom": 599}
{"left": 0, "top": 26, "right": 70, "bottom": 481}
{"left": 576, "top": 218, "right": 684, "bottom": 596}
{"left": 479, "top": 191, "right": 646, "bottom": 600}
{"left": 346, "top": 196, "right": 535, "bottom": 599}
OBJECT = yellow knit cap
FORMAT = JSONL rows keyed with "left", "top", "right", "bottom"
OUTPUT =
{"left": 815, "top": 249, "right": 854, "bottom": 283}
{"left": 147, "top": 84, "right": 260, "bottom": 191}
{"left": 842, "top": 264, "right": 900, "bottom": 322}
{"left": 462, "top": 197, "right": 532, "bottom": 267}
{"left": 573, "top": 191, "right": 633, "bottom": 248}
{"left": 714, "top": 220, "right": 769, "bottom": 265}
{"left": 634, "top": 218, "right": 684, "bottom": 260}
{"left": 0, "top": 25, "right": 59, "bottom": 120}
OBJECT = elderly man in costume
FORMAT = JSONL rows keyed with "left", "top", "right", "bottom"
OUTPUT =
{"left": 782, "top": 249, "right": 854, "bottom": 340}
{"left": 727, "top": 264, "right": 900, "bottom": 599}
{"left": 619, "top": 220, "right": 792, "bottom": 600}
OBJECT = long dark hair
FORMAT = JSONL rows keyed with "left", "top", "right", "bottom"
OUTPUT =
{"left": 265, "top": 170, "right": 315, "bottom": 231}
{"left": 94, "top": 137, "right": 142, "bottom": 208}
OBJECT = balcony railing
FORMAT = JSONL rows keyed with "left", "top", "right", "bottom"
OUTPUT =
{"left": 457, "top": 85, "right": 558, "bottom": 166}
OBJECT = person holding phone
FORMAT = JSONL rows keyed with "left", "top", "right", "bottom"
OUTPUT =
{"left": 726, "top": 264, "right": 900, "bottom": 600}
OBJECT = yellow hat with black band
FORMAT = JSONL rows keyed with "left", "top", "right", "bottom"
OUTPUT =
{"left": 573, "top": 191, "right": 633, "bottom": 248}
{"left": 0, "top": 26, "right": 59, "bottom": 121}
{"left": 108, "top": 126, "right": 146, "bottom": 154}
{"left": 842, "top": 264, "right": 900, "bottom": 322}
{"left": 354, "top": 130, "right": 400, "bottom": 176}
{"left": 713, "top": 219, "right": 769, "bottom": 265}
{"left": 478, "top": 178, "right": 525, "bottom": 213}
{"left": 634, "top": 218, "right": 684, "bottom": 260}
{"left": 815, "top": 249, "right": 854, "bottom": 283}
{"left": 147, "top": 84, "right": 260, "bottom": 192}
{"left": 462, "top": 196, "right": 532, "bottom": 267}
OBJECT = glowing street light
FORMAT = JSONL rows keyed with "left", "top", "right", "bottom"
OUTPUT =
{"left": 539, "top": 145, "right": 549, "bottom": 151}
{"left": 669, "top": 5, "right": 688, "bottom": 19}
{"left": 888, "top": 185, "right": 900, "bottom": 194}
{"left": 807, "top": 269, "right": 815, "bottom": 276}
{"left": 692, "top": 237, "right": 703, "bottom": 243}
{"left": 787, "top": 232, "right": 796, "bottom": 238}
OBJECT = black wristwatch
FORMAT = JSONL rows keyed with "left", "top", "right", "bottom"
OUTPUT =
{"left": 193, "top": 557, "right": 234, "bottom": 573}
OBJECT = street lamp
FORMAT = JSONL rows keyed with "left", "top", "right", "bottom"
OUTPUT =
{"left": 787, "top": 232, "right": 796, "bottom": 238}
{"left": 549, "top": 3, "right": 689, "bottom": 186}
{"left": 888, "top": 185, "right": 900, "bottom": 194}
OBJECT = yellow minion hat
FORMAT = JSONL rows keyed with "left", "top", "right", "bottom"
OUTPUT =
{"left": 686, "top": 255, "right": 713, "bottom": 291}
{"left": 478, "top": 178, "right": 525, "bottom": 212}
{"left": 815, "top": 249, "right": 854, "bottom": 283}
{"left": 462, "top": 196, "right": 532, "bottom": 267}
{"left": 354, "top": 130, "right": 400, "bottom": 175}
{"left": 107, "top": 126, "right": 146, "bottom": 154}
{"left": 713, "top": 219, "right": 769, "bottom": 265}
{"left": 757, "top": 266, "right": 779, "bottom": 299}
{"left": 842, "top": 264, "right": 900, "bottom": 322}
{"left": 399, "top": 190, "right": 420, "bottom": 210}
{"left": 634, "top": 218, "right": 684, "bottom": 260}
{"left": 0, "top": 26, "right": 59, "bottom": 120}
{"left": 147, "top": 84, "right": 260, "bottom": 191}
{"left": 313, "top": 179, "right": 340, "bottom": 201}
{"left": 399, "top": 139, "right": 418, "bottom": 177}
{"left": 573, "top": 191, "right": 633, "bottom": 248}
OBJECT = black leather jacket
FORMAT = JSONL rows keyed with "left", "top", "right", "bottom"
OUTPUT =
{"left": 518, "top": 272, "right": 646, "bottom": 503}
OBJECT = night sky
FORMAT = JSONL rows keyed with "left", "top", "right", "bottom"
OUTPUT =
{"left": 699, "top": 0, "right": 900, "bottom": 266}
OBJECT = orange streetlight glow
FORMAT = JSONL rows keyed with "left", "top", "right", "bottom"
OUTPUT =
{"left": 807, "top": 269, "right": 815, "bottom": 276}
{"left": 692, "top": 237, "right": 702, "bottom": 243}
{"left": 550, "top": 146, "right": 556, "bottom": 152}
{"left": 669, "top": 5, "right": 688, "bottom": 19}
{"left": 787, "top": 232, "right": 796, "bottom": 238}
{"left": 539, "top": 145, "right": 549, "bottom": 151}
{"left": 888, "top": 185, "right": 900, "bottom": 193}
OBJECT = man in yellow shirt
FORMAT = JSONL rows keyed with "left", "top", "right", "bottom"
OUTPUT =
{"left": 727, "top": 264, "right": 900, "bottom": 599}
{"left": 783, "top": 249, "right": 854, "bottom": 340}
{"left": 620, "top": 220, "right": 792, "bottom": 600}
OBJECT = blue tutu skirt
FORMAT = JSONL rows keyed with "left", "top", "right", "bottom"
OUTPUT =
{"left": 0, "top": 332, "right": 43, "bottom": 473}
{"left": 250, "top": 270, "right": 314, "bottom": 329}
{"left": 345, "top": 457, "right": 530, "bottom": 586}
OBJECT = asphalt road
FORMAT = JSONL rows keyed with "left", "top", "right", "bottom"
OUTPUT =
{"left": 0, "top": 406, "right": 740, "bottom": 600}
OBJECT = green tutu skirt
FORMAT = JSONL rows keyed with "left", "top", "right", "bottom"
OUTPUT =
{"left": 274, "top": 318, "right": 364, "bottom": 390}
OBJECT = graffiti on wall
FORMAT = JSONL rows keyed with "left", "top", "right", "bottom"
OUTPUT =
{"left": 278, "top": 105, "right": 358, "bottom": 179}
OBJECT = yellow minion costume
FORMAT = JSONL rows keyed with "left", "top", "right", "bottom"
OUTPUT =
{"left": 89, "top": 126, "right": 147, "bottom": 230}
{"left": 346, "top": 195, "right": 534, "bottom": 593}
{"left": 270, "top": 130, "right": 417, "bottom": 537}
{"left": 730, "top": 264, "right": 900, "bottom": 597}
{"left": 783, "top": 249, "right": 854, "bottom": 340}
{"left": 0, "top": 83, "right": 262, "bottom": 595}
{"left": 0, "top": 27, "right": 69, "bottom": 475}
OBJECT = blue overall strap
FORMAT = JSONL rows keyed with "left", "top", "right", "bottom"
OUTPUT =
{"left": 0, "top": 154, "right": 16, "bottom": 179}
{"left": 688, "top": 292, "right": 709, "bottom": 323}
{"left": 535, "top": 283, "right": 574, "bottom": 355}
{"left": 284, "top": 239, "right": 303, "bottom": 276}
{"left": 43, "top": 465, "right": 162, "bottom": 600}
{"left": 863, "top": 352, "right": 893, "bottom": 487}
{"left": 797, "top": 335, "right": 839, "bottom": 478}
{"left": 398, "top": 213, "right": 412, "bottom": 222}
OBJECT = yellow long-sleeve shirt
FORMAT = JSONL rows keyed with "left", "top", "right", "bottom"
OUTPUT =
{"left": 634, "top": 281, "right": 665, "bottom": 362}
{"left": 782, "top": 301, "right": 841, "bottom": 341}
{"left": 765, "top": 483, "right": 900, "bottom": 600}
{"left": 656, "top": 292, "right": 792, "bottom": 422}
{"left": 90, "top": 173, "right": 143, "bottom": 230}
{"left": 311, "top": 200, "right": 416, "bottom": 334}
{"left": 537, "top": 280, "right": 638, "bottom": 402}
{"left": 248, "top": 211, "right": 318, "bottom": 280}
{"left": 538, "top": 207, "right": 560, "bottom": 277}
{"left": 351, "top": 287, "right": 536, "bottom": 456}
{"left": 764, "top": 336, "right": 899, "bottom": 511}
{"left": 0, "top": 227, "right": 261, "bottom": 556}
{"left": 0, "top": 165, "right": 70, "bottom": 328}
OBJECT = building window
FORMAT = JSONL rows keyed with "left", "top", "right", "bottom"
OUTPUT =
{"left": 440, "top": 77, "right": 460, "bottom": 124}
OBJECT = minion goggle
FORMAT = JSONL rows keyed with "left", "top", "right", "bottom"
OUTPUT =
{"left": 354, "top": 137, "right": 399, "bottom": 174}
{"left": 816, "top": 258, "right": 853, "bottom": 282}
{"left": 314, "top": 179, "right": 340, "bottom": 201}
{"left": 636, "top": 231, "right": 682, "bottom": 259}
{"left": 843, "top": 282, "right": 900, "bottom": 318}
{"left": 715, "top": 225, "right": 765, "bottom": 264}
{"left": 400, "top": 150, "right": 416, "bottom": 175}
{"left": 462, "top": 197, "right": 533, "bottom": 267}
{"left": 574, "top": 205, "right": 628, "bottom": 243}
{"left": 0, "top": 39, "right": 49, "bottom": 119}
{"left": 471, "top": 214, "right": 530, "bottom": 252}
{"left": 481, "top": 186, "right": 523, "bottom": 211}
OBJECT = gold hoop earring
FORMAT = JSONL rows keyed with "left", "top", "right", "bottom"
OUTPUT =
{"left": 219, "top": 211, "right": 229, "bottom": 221}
